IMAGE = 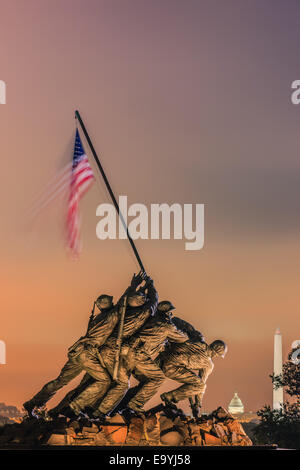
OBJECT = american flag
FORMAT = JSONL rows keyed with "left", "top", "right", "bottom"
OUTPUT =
{"left": 67, "top": 129, "right": 94, "bottom": 256}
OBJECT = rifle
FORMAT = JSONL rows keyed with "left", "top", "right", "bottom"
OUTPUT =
{"left": 86, "top": 301, "right": 96, "bottom": 335}
{"left": 112, "top": 272, "right": 147, "bottom": 381}
{"left": 112, "top": 295, "right": 128, "bottom": 381}
{"left": 146, "top": 403, "right": 184, "bottom": 420}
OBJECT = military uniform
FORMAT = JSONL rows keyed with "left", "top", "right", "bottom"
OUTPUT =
{"left": 124, "top": 313, "right": 188, "bottom": 411}
{"left": 24, "top": 288, "right": 129, "bottom": 410}
{"left": 69, "top": 282, "right": 158, "bottom": 415}
{"left": 160, "top": 340, "right": 214, "bottom": 405}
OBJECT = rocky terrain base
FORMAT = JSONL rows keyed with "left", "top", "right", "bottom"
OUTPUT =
{"left": 0, "top": 406, "right": 252, "bottom": 447}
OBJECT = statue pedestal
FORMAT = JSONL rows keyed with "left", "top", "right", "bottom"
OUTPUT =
{"left": 0, "top": 406, "right": 253, "bottom": 447}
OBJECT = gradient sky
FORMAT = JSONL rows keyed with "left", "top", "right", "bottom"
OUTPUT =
{"left": 0, "top": 0, "right": 300, "bottom": 413}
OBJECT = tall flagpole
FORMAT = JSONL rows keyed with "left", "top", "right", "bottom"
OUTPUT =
{"left": 75, "top": 110, "right": 145, "bottom": 273}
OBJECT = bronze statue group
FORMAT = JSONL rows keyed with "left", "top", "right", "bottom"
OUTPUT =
{"left": 23, "top": 272, "right": 227, "bottom": 423}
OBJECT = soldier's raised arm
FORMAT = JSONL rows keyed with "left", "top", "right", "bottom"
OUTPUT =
{"left": 137, "top": 275, "right": 158, "bottom": 316}
{"left": 115, "top": 271, "right": 146, "bottom": 307}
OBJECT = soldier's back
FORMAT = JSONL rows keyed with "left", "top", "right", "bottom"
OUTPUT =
{"left": 165, "top": 340, "right": 211, "bottom": 369}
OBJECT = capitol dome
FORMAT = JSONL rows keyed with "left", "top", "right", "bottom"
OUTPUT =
{"left": 228, "top": 392, "right": 244, "bottom": 414}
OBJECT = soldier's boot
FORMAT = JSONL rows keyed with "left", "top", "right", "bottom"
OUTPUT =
{"left": 160, "top": 392, "right": 178, "bottom": 410}
{"left": 121, "top": 407, "right": 144, "bottom": 424}
{"left": 91, "top": 410, "right": 107, "bottom": 424}
{"left": 60, "top": 405, "right": 78, "bottom": 420}
{"left": 23, "top": 400, "right": 37, "bottom": 417}
{"left": 145, "top": 404, "right": 165, "bottom": 416}
{"left": 82, "top": 406, "right": 96, "bottom": 419}
{"left": 48, "top": 407, "right": 60, "bottom": 419}
{"left": 127, "top": 403, "right": 146, "bottom": 418}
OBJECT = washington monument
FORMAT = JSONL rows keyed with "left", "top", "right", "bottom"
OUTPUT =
{"left": 273, "top": 328, "right": 283, "bottom": 410}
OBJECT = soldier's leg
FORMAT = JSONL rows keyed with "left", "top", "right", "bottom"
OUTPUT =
{"left": 69, "top": 349, "right": 112, "bottom": 414}
{"left": 24, "top": 357, "right": 83, "bottom": 411}
{"left": 49, "top": 373, "right": 94, "bottom": 415}
{"left": 112, "top": 383, "right": 142, "bottom": 414}
{"left": 127, "top": 353, "right": 165, "bottom": 411}
{"left": 96, "top": 351, "right": 130, "bottom": 415}
{"left": 161, "top": 363, "right": 204, "bottom": 402}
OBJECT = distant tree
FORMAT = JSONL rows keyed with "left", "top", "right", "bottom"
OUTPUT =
{"left": 254, "top": 347, "right": 300, "bottom": 449}
{"left": 272, "top": 348, "right": 300, "bottom": 397}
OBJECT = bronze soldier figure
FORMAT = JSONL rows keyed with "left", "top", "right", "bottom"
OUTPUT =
{"left": 23, "top": 273, "right": 144, "bottom": 416}
{"left": 67, "top": 275, "right": 158, "bottom": 421}
{"left": 160, "top": 337, "right": 227, "bottom": 409}
{"left": 112, "top": 300, "right": 189, "bottom": 417}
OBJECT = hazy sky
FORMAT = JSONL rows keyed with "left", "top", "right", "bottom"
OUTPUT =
{"left": 1, "top": 0, "right": 299, "bottom": 413}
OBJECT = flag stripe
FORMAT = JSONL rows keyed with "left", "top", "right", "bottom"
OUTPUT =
{"left": 27, "top": 162, "right": 72, "bottom": 219}
{"left": 66, "top": 129, "right": 94, "bottom": 257}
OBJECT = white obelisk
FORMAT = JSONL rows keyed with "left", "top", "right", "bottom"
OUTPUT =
{"left": 273, "top": 328, "right": 283, "bottom": 410}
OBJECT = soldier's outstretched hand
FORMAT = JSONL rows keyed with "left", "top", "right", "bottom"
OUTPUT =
{"left": 131, "top": 270, "right": 146, "bottom": 289}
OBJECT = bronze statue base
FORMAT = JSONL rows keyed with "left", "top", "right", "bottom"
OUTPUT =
{"left": 0, "top": 406, "right": 252, "bottom": 447}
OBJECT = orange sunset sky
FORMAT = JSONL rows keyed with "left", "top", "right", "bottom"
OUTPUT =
{"left": 1, "top": 0, "right": 300, "bottom": 413}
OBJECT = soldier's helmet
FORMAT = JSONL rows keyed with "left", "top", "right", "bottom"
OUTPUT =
{"left": 209, "top": 340, "right": 228, "bottom": 358}
{"left": 96, "top": 294, "right": 113, "bottom": 310}
{"left": 127, "top": 290, "right": 147, "bottom": 307}
{"left": 157, "top": 301, "right": 175, "bottom": 313}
